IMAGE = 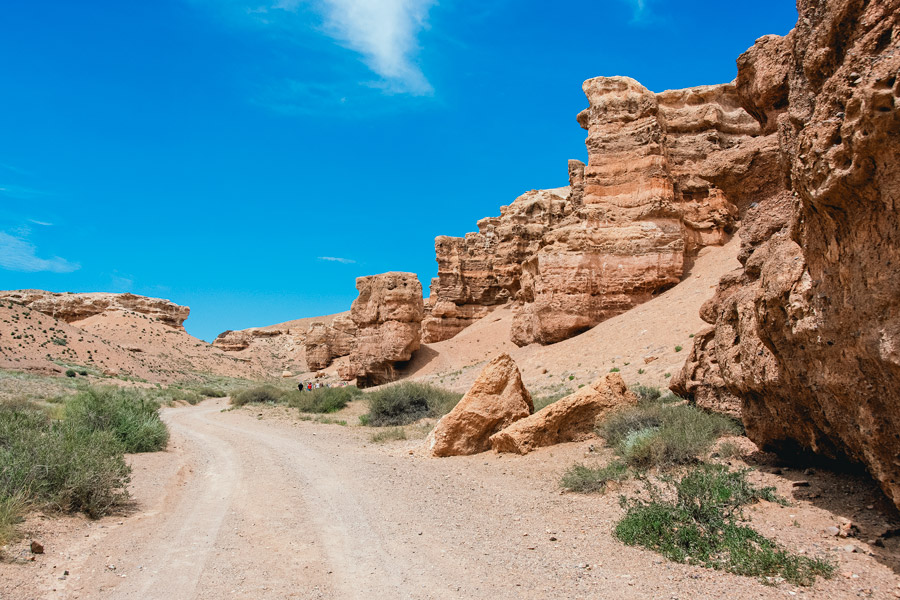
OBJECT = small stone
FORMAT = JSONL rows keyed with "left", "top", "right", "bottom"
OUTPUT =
{"left": 30, "top": 540, "right": 44, "bottom": 554}
{"left": 792, "top": 480, "right": 810, "bottom": 487}
{"left": 549, "top": 536, "right": 558, "bottom": 541}
{"left": 842, "top": 544, "right": 857, "bottom": 553}
{"left": 803, "top": 468, "right": 815, "bottom": 476}
{"left": 825, "top": 526, "right": 841, "bottom": 536}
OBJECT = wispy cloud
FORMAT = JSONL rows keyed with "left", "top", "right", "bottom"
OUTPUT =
{"left": 0, "top": 184, "right": 49, "bottom": 200}
{"left": 621, "top": 0, "right": 652, "bottom": 23}
{"left": 0, "top": 231, "right": 80, "bottom": 273}
{"left": 318, "top": 256, "right": 356, "bottom": 264}
{"left": 28, "top": 219, "right": 53, "bottom": 227}
{"left": 312, "top": 0, "right": 435, "bottom": 95}
{"left": 197, "top": 0, "right": 436, "bottom": 97}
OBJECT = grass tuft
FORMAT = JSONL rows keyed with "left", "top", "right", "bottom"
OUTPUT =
{"left": 370, "top": 427, "right": 408, "bottom": 443}
{"left": 561, "top": 460, "right": 628, "bottom": 493}
{"left": 66, "top": 387, "right": 169, "bottom": 453}
{"left": 231, "top": 385, "right": 285, "bottom": 406}
{"left": 289, "top": 386, "right": 361, "bottom": 414}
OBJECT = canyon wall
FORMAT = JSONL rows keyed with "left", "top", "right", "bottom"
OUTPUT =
{"left": 673, "top": 0, "right": 900, "bottom": 508}
{"left": 425, "top": 74, "right": 779, "bottom": 346}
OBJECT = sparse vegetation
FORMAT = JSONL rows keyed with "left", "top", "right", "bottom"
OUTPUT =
{"left": 615, "top": 465, "right": 831, "bottom": 586}
{"left": 65, "top": 369, "right": 76, "bottom": 378}
{"left": 675, "top": 345, "right": 683, "bottom": 352}
{"left": 365, "top": 382, "right": 462, "bottom": 426}
{"left": 231, "top": 385, "right": 285, "bottom": 406}
{"left": 609, "top": 367, "right": 620, "bottom": 373}
{"left": 561, "top": 460, "right": 628, "bottom": 493}
{"left": 289, "top": 386, "right": 361, "bottom": 414}
{"left": 532, "top": 391, "right": 569, "bottom": 412}
{"left": 196, "top": 386, "right": 226, "bottom": 398}
{"left": 370, "top": 427, "right": 408, "bottom": 443}
{"left": 597, "top": 396, "right": 739, "bottom": 470}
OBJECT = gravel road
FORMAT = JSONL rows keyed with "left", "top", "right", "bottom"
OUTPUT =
{"left": 10, "top": 398, "right": 898, "bottom": 600}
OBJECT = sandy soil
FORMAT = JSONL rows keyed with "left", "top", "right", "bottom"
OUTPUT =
{"left": 0, "top": 301, "right": 264, "bottom": 385}
{"left": 3, "top": 399, "right": 899, "bottom": 600}
{"left": 401, "top": 236, "right": 742, "bottom": 397}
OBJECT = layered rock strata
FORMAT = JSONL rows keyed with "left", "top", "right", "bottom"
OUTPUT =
{"left": 0, "top": 290, "right": 190, "bottom": 329}
{"left": 348, "top": 272, "right": 424, "bottom": 388}
{"left": 304, "top": 315, "right": 357, "bottom": 371}
{"left": 213, "top": 327, "right": 288, "bottom": 352}
{"left": 490, "top": 373, "right": 637, "bottom": 454}
{"left": 672, "top": 0, "right": 900, "bottom": 508}
{"left": 427, "top": 353, "right": 533, "bottom": 457}
{"left": 427, "top": 73, "right": 775, "bottom": 345}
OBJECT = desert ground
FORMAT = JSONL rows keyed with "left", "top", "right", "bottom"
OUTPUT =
{"left": 2, "top": 396, "right": 898, "bottom": 600}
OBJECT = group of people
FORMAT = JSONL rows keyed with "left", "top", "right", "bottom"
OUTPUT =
{"left": 297, "top": 380, "right": 346, "bottom": 391}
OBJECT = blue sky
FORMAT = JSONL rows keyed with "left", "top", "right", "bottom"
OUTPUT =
{"left": 0, "top": 0, "right": 798, "bottom": 342}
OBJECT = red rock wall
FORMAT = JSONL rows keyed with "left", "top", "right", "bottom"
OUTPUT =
{"left": 673, "top": 0, "right": 900, "bottom": 508}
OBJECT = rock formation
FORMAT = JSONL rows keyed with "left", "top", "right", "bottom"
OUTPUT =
{"left": 427, "top": 354, "right": 532, "bottom": 457}
{"left": 348, "top": 272, "right": 424, "bottom": 388}
{"left": 490, "top": 373, "right": 637, "bottom": 454}
{"left": 672, "top": 0, "right": 900, "bottom": 508}
{"left": 426, "top": 71, "right": 777, "bottom": 345}
{"left": 304, "top": 314, "right": 357, "bottom": 371}
{"left": 0, "top": 290, "right": 190, "bottom": 329}
{"left": 213, "top": 328, "right": 288, "bottom": 352}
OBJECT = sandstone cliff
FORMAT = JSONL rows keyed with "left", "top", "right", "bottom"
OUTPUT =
{"left": 426, "top": 73, "right": 776, "bottom": 346}
{"left": 672, "top": 0, "right": 900, "bottom": 509}
{"left": 0, "top": 290, "right": 191, "bottom": 329}
{"left": 348, "top": 272, "right": 424, "bottom": 387}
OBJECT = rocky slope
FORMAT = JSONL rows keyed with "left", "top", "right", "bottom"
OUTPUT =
{"left": 0, "top": 290, "right": 191, "bottom": 329}
{"left": 672, "top": 0, "right": 900, "bottom": 509}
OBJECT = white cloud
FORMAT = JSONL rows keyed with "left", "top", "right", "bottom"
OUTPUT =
{"left": 28, "top": 219, "right": 53, "bottom": 227}
{"left": 0, "top": 231, "right": 80, "bottom": 273}
{"left": 313, "top": 0, "right": 434, "bottom": 94}
{"left": 318, "top": 256, "right": 356, "bottom": 264}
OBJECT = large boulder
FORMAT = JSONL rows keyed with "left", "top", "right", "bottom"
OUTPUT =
{"left": 427, "top": 354, "right": 533, "bottom": 457}
{"left": 304, "top": 315, "right": 357, "bottom": 371}
{"left": 673, "top": 0, "right": 900, "bottom": 509}
{"left": 348, "top": 272, "right": 424, "bottom": 388}
{"left": 490, "top": 373, "right": 637, "bottom": 454}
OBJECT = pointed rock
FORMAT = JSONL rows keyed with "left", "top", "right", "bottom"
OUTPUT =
{"left": 427, "top": 354, "right": 532, "bottom": 457}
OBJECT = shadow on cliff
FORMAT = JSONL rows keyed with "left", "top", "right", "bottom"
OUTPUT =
{"left": 745, "top": 448, "right": 900, "bottom": 574}
{"left": 394, "top": 345, "right": 439, "bottom": 380}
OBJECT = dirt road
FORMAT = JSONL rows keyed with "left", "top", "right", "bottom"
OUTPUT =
{"left": 6, "top": 399, "right": 899, "bottom": 600}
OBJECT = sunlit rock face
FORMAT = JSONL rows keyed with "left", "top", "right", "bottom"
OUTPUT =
{"left": 672, "top": 0, "right": 900, "bottom": 509}
{"left": 348, "top": 272, "right": 424, "bottom": 388}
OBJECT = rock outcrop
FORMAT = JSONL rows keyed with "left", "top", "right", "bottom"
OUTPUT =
{"left": 427, "top": 354, "right": 533, "bottom": 457}
{"left": 348, "top": 272, "right": 424, "bottom": 388}
{"left": 426, "top": 71, "right": 777, "bottom": 345}
{"left": 213, "top": 327, "right": 288, "bottom": 352}
{"left": 490, "top": 373, "right": 637, "bottom": 454}
{"left": 304, "top": 315, "right": 357, "bottom": 371}
{"left": 0, "top": 290, "right": 190, "bottom": 329}
{"left": 672, "top": 0, "right": 900, "bottom": 508}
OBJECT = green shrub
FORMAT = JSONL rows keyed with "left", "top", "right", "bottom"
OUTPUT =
{"left": 370, "top": 427, "right": 407, "bottom": 443}
{"left": 561, "top": 460, "right": 628, "bottom": 493}
{"left": 615, "top": 464, "right": 830, "bottom": 586}
{"left": 0, "top": 402, "right": 131, "bottom": 520}
{"left": 675, "top": 345, "right": 683, "bottom": 352}
{"left": 66, "top": 387, "right": 169, "bottom": 453}
{"left": 196, "top": 386, "right": 226, "bottom": 398}
{"left": 597, "top": 400, "right": 739, "bottom": 470}
{"left": 289, "top": 386, "right": 360, "bottom": 414}
{"left": 231, "top": 385, "right": 285, "bottom": 406}
{"left": 366, "top": 382, "right": 462, "bottom": 426}
{"left": 630, "top": 385, "right": 662, "bottom": 404}
{"left": 65, "top": 369, "right": 76, "bottom": 378}
{"left": 0, "top": 493, "right": 26, "bottom": 546}
{"left": 609, "top": 367, "right": 620, "bottom": 373}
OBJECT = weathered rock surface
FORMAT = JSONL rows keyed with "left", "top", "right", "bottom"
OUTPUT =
{"left": 213, "top": 327, "right": 287, "bottom": 352}
{"left": 0, "top": 290, "right": 190, "bottom": 329}
{"left": 427, "top": 71, "right": 775, "bottom": 346}
{"left": 427, "top": 354, "right": 533, "bottom": 457}
{"left": 303, "top": 314, "right": 357, "bottom": 371}
{"left": 672, "top": 0, "right": 900, "bottom": 508}
{"left": 348, "top": 272, "right": 424, "bottom": 388}
{"left": 490, "top": 373, "right": 637, "bottom": 454}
